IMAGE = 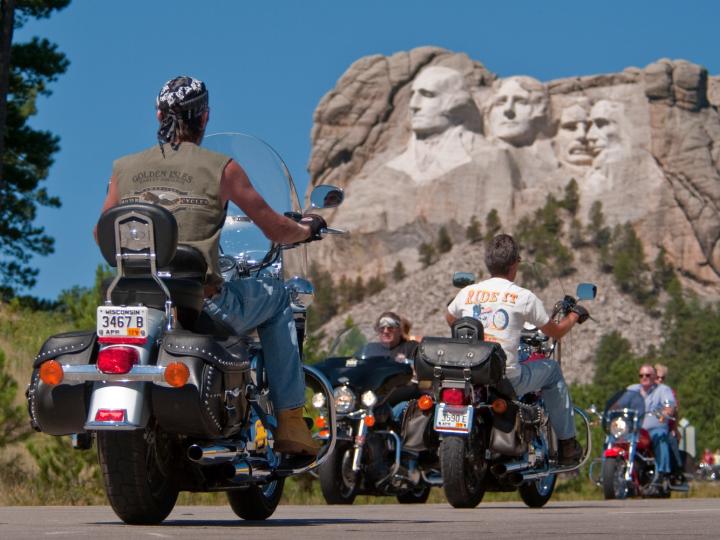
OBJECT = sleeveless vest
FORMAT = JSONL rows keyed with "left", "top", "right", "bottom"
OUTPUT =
{"left": 113, "top": 143, "right": 231, "bottom": 286}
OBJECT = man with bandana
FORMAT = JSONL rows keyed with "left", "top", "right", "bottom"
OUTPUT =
{"left": 95, "top": 76, "right": 325, "bottom": 456}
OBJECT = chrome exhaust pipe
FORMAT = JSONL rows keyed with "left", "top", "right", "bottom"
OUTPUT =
{"left": 222, "top": 459, "right": 252, "bottom": 482}
{"left": 187, "top": 444, "right": 242, "bottom": 464}
{"left": 491, "top": 459, "right": 530, "bottom": 476}
{"left": 421, "top": 470, "right": 444, "bottom": 486}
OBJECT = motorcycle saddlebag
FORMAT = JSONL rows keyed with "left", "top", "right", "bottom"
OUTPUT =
{"left": 27, "top": 331, "right": 98, "bottom": 435}
{"left": 152, "top": 331, "right": 251, "bottom": 438}
{"left": 415, "top": 337, "right": 506, "bottom": 386}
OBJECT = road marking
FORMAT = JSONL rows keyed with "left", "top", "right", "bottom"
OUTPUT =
{"left": 145, "top": 534, "right": 172, "bottom": 538}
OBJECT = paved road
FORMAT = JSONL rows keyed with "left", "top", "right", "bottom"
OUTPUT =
{"left": 0, "top": 499, "right": 717, "bottom": 539}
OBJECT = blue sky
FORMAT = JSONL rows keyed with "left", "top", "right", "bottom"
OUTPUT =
{"left": 14, "top": 0, "right": 720, "bottom": 300}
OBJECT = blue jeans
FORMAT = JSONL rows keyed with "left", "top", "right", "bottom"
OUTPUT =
{"left": 648, "top": 427, "right": 671, "bottom": 474}
{"left": 203, "top": 276, "right": 305, "bottom": 411}
{"left": 511, "top": 359, "right": 576, "bottom": 440}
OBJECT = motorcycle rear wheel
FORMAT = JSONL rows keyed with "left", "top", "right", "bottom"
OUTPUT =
{"left": 227, "top": 479, "right": 284, "bottom": 520}
{"left": 97, "top": 427, "right": 179, "bottom": 524}
{"left": 518, "top": 474, "right": 556, "bottom": 508}
{"left": 440, "top": 436, "right": 486, "bottom": 508}
{"left": 602, "top": 457, "right": 628, "bottom": 500}
{"left": 319, "top": 441, "right": 358, "bottom": 504}
{"left": 396, "top": 483, "right": 431, "bottom": 504}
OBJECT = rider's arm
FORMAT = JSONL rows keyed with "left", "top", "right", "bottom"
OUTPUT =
{"left": 539, "top": 312, "right": 580, "bottom": 340}
{"left": 446, "top": 312, "right": 457, "bottom": 326}
{"left": 93, "top": 175, "right": 120, "bottom": 243}
{"left": 220, "top": 160, "right": 311, "bottom": 244}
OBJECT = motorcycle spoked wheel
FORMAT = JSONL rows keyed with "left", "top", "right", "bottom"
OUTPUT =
{"left": 396, "top": 482, "right": 431, "bottom": 504}
{"left": 601, "top": 457, "right": 629, "bottom": 500}
{"left": 440, "top": 436, "right": 486, "bottom": 508}
{"left": 226, "top": 478, "right": 285, "bottom": 520}
{"left": 97, "top": 425, "right": 179, "bottom": 524}
{"left": 318, "top": 441, "right": 358, "bottom": 504}
{"left": 518, "top": 474, "right": 557, "bottom": 508}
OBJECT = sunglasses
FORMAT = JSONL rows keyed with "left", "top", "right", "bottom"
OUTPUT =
{"left": 378, "top": 325, "right": 398, "bottom": 332}
{"left": 639, "top": 373, "right": 653, "bottom": 378}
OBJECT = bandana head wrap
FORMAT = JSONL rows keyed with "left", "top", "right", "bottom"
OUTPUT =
{"left": 156, "top": 76, "right": 209, "bottom": 152}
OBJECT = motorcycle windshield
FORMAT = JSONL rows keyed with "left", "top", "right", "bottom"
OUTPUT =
{"left": 603, "top": 388, "right": 645, "bottom": 430}
{"left": 203, "top": 132, "right": 307, "bottom": 278}
{"left": 356, "top": 342, "right": 395, "bottom": 360}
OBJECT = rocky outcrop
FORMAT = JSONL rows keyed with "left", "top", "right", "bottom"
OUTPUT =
{"left": 307, "top": 48, "right": 720, "bottom": 290}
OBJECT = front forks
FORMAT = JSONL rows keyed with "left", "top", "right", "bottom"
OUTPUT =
{"left": 351, "top": 415, "right": 368, "bottom": 472}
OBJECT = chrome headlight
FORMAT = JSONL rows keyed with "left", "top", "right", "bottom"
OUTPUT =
{"left": 610, "top": 417, "right": 629, "bottom": 438}
{"left": 333, "top": 385, "right": 356, "bottom": 414}
{"left": 311, "top": 392, "right": 326, "bottom": 409}
{"left": 361, "top": 390, "right": 377, "bottom": 408}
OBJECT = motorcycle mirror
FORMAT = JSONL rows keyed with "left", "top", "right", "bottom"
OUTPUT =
{"left": 576, "top": 283, "right": 597, "bottom": 301}
{"left": 309, "top": 185, "right": 344, "bottom": 209}
{"left": 452, "top": 272, "right": 475, "bottom": 289}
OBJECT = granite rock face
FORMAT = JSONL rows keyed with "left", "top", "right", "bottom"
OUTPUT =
{"left": 307, "top": 47, "right": 720, "bottom": 289}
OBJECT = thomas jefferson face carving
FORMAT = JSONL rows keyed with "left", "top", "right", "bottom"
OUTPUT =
{"left": 408, "top": 66, "right": 472, "bottom": 139}
{"left": 488, "top": 76, "right": 548, "bottom": 146}
{"left": 556, "top": 103, "right": 593, "bottom": 166}
{"left": 588, "top": 100, "right": 625, "bottom": 162}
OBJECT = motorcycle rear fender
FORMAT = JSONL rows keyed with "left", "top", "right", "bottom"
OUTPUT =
{"left": 85, "top": 381, "right": 149, "bottom": 430}
{"left": 603, "top": 446, "right": 626, "bottom": 458}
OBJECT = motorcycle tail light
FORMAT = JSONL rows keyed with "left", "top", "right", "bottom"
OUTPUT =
{"left": 97, "top": 347, "right": 138, "bottom": 374}
{"left": 441, "top": 388, "right": 467, "bottom": 406}
{"left": 39, "top": 360, "right": 64, "bottom": 386}
{"left": 95, "top": 409, "right": 126, "bottom": 422}
{"left": 418, "top": 394, "right": 434, "bottom": 411}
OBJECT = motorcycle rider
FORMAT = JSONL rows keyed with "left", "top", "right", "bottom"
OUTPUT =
{"left": 627, "top": 364, "right": 676, "bottom": 483}
{"left": 95, "top": 75, "right": 325, "bottom": 456}
{"left": 446, "top": 234, "right": 588, "bottom": 465}
{"left": 374, "top": 311, "right": 420, "bottom": 361}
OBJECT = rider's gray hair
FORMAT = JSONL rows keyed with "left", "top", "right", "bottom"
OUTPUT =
{"left": 485, "top": 234, "right": 520, "bottom": 276}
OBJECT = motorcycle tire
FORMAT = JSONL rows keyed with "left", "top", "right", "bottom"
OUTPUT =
{"left": 97, "top": 427, "right": 178, "bottom": 525}
{"left": 227, "top": 479, "right": 284, "bottom": 520}
{"left": 396, "top": 483, "right": 431, "bottom": 504}
{"left": 318, "top": 441, "right": 358, "bottom": 504}
{"left": 440, "top": 436, "right": 486, "bottom": 508}
{"left": 601, "top": 457, "right": 628, "bottom": 500}
{"left": 518, "top": 474, "right": 557, "bottom": 508}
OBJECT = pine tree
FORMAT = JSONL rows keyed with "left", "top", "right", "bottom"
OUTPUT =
{"left": 0, "top": 349, "right": 29, "bottom": 447}
{"left": 437, "top": 225, "right": 453, "bottom": 253}
{"left": 392, "top": 260, "right": 406, "bottom": 281}
{"left": 1, "top": 0, "right": 71, "bottom": 295}
{"left": 465, "top": 215, "right": 482, "bottom": 244}
{"left": 365, "top": 275, "right": 386, "bottom": 296}
{"left": 418, "top": 242, "right": 438, "bottom": 268}
{"left": 561, "top": 178, "right": 580, "bottom": 216}
{"left": 484, "top": 209, "right": 502, "bottom": 244}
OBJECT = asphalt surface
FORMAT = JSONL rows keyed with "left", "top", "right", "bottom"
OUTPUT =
{"left": 0, "top": 499, "right": 717, "bottom": 539}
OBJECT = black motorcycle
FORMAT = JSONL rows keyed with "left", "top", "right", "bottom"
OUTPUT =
{"left": 26, "top": 134, "right": 341, "bottom": 524}
{"left": 406, "top": 273, "right": 595, "bottom": 508}
{"left": 312, "top": 342, "right": 440, "bottom": 504}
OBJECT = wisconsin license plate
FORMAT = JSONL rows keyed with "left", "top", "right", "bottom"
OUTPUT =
{"left": 434, "top": 403, "right": 473, "bottom": 434}
{"left": 97, "top": 306, "right": 148, "bottom": 338}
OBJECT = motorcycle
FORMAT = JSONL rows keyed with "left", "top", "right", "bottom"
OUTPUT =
{"left": 26, "top": 133, "right": 342, "bottom": 524}
{"left": 312, "top": 341, "right": 440, "bottom": 504}
{"left": 407, "top": 272, "right": 596, "bottom": 508}
{"left": 587, "top": 389, "right": 689, "bottom": 498}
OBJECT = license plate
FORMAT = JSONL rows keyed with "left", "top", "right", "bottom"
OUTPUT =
{"left": 434, "top": 403, "right": 473, "bottom": 434}
{"left": 97, "top": 306, "right": 148, "bottom": 338}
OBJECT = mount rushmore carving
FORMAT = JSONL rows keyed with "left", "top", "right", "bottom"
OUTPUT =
{"left": 306, "top": 47, "right": 720, "bottom": 291}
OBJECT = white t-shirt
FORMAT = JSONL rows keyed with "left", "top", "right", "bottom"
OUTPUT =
{"left": 447, "top": 277, "right": 550, "bottom": 380}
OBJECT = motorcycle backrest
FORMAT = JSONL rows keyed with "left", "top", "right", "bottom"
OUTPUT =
{"left": 97, "top": 203, "right": 178, "bottom": 269}
{"left": 451, "top": 316, "right": 484, "bottom": 341}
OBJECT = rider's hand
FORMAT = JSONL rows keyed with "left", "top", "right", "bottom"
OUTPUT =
{"left": 300, "top": 213, "right": 327, "bottom": 242}
{"left": 571, "top": 304, "right": 590, "bottom": 324}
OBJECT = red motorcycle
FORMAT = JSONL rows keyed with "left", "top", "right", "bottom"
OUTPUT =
{"left": 588, "top": 389, "right": 688, "bottom": 498}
